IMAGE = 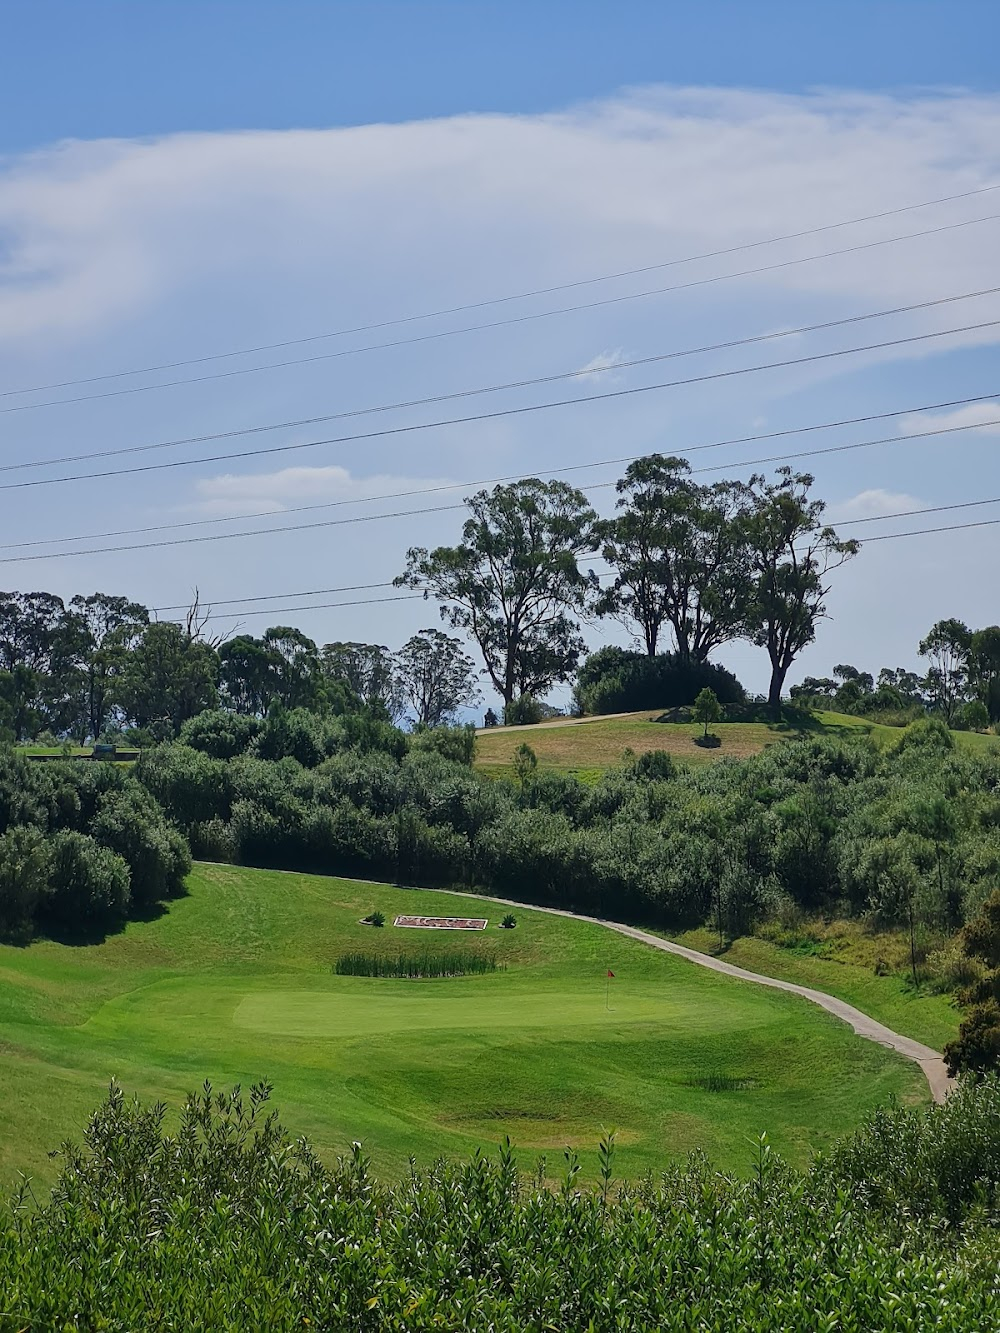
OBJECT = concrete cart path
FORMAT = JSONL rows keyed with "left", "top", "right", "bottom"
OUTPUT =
{"left": 429, "top": 887, "right": 955, "bottom": 1104}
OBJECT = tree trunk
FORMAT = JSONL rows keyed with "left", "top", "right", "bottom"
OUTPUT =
{"left": 716, "top": 886, "right": 724, "bottom": 951}
{"left": 767, "top": 661, "right": 788, "bottom": 719}
{"left": 908, "top": 898, "right": 918, "bottom": 986}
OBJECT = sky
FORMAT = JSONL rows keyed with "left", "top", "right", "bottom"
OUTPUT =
{"left": 2, "top": 1, "right": 1000, "bottom": 711}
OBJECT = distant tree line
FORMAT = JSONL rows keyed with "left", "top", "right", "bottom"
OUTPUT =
{"left": 125, "top": 712, "right": 1000, "bottom": 967}
{"left": 0, "top": 591, "right": 480, "bottom": 745}
{"left": 790, "top": 618, "right": 1000, "bottom": 731}
{"left": 2, "top": 458, "right": 994, "bottom": 746}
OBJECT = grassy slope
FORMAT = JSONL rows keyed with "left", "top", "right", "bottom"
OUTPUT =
{"left": 474, "top": 709, "right": 996, "bottom": 777}
{"left": 15, "top": 746, "right": 94, "bottom": 757}
{"left": 0, "top": 864, "right": 926, "bottom": 1186}
{"left": 667, "top": 927, "right": 960, "bottom": 1052}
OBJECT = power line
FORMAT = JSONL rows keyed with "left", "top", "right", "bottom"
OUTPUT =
{"left": 5, "top": 180, "right": 998, "bottom": 403}
{"left": 7, "top": 211, "right": 1000, "bottom": 416}
{"left": 4, "top": 413, "right": 997, "bottom": 566}
{"left": 157, "top": 492, "right": 1000, "bottom": 614}
{"left": 837, "top": 495, "right": 1000, "bottom": 527}
{"left": 167, "top": 508, "right": 1000, "bottom": 625}
{"left": 178, "top": 592, "right": 425, "bottom": 621}
{"left": 151, "top": 580, "right": 398, "bottom": 613}
{"left": 7, "top": 284, "right": 1000, "bottom": 478}
{"left": 4, "top": 390, "right": 995, "bottom": 552}
{"left": 5, "top": 316, "right": 1000, "bottom": 495}
{"left": 6, "top": 406, "right": 999, "bottom": 556}
{"left": 864, "top": 516, "right": 1000, "bottom": 542}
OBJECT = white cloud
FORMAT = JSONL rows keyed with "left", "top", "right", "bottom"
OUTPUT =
{"left": 831, "top": 488, "right": 923, "bottom": 521}
{"left": 191, "top": 464, "right": 457, "bottom": 518}
{"left": 898, "top": 401, "right": 1000, "bottom": 437}
{"left": 2, "top": 87, "right": 1000, "bottom": 351}
{"left": 575, "top": 348, "right": 626, "bottom": 382}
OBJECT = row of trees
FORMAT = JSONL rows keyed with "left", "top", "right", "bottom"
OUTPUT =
{"left": 128, "top": 709, "right": 1000, "bottom": 963}
{"left": 398, "top": 459, "right": 858, "bottom": 713}
{"left": 789, "top": 618, "right": 1000, "bottom": 730}
{"left": 0, "top": 589, "right": 480, "bottom": 743}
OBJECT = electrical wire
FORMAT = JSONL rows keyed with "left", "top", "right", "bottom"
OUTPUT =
{"left": 3, "top": 389, "right": 997, "bottom": 554}
{"left": 7, "top": 283, "right": 1000, "bottom": 477}
{"left": 4, "top": 316, "right": 1000, "bottom": 495}
{"left": 163, "top": 503, "right": 1000, "bottom": 624}
{"left": 4, "top": 413, "right": 997, "bottom": 565}
{"left": 4, "top": 389, "right": 995, "bottom": 552}
{"left": 5, "top": 179, "right": 998, "bottom": 402}
{"left": 6, "top": 211, "right": 1000, "bottom": 415}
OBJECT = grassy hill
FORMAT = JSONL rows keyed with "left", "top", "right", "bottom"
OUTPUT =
{"left": 475, "top": 709, "right": 996, "bottom": 779}
{"left": 0, "top": 863, "right": 929, "bottom": 1185}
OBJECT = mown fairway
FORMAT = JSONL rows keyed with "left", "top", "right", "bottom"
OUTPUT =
{"left": 474, "top": 709, "right": 996, "bottom": 778}
{"left": 0, "top": 863, "right": 928, "bottom": 1184}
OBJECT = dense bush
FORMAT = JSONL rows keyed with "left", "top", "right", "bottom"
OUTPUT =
{"left": 0, "top": 749, "right": 189, "bottom": 942}
{"left": 334, "top": 950, "right": 498, "bottom": 977}
{"left": 574, "top": 646, "right": 745, "bottom": 715}
{"left": 45, "top": 830, "right": 131, "bottom": 930}
{"left": 129, "top": 717, "right": 1000, "bottom": 950}
{"left": 178, "top": 709, "right": 262, "bottom": 759}
{"left": 5, "top": 1079, "right": 1000, "bottom": 1329}
{"left": 409, "top": 722, "right": 477, "bottom": 765}
{"left": 502, "top": 694, "right": 543, "bottom": 726}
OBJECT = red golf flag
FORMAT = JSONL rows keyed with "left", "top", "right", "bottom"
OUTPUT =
{"left": 607, "top": 970, "right": 615, "bottom": 978}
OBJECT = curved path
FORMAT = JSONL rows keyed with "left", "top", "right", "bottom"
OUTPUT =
{"left": 429, "top": 887, "right": 954, "bottom": 1103}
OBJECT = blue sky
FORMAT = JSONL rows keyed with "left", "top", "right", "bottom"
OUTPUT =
{"left": 4, "top": 1, "right": 1000, "bottom": 151}
{"left": 2, "top": 2, "right": 999, "bottom": 708}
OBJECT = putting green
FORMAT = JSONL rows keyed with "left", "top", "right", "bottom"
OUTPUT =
{"left": 0, "top": 863, "right": 928, "bottom": 1184}
{"left": 232, "top": 978, "right": 761, "bottom": 1037}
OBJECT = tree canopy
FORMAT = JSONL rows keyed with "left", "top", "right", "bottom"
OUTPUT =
{"left": 396, "top": 479, "right": 599, "bottom": 705}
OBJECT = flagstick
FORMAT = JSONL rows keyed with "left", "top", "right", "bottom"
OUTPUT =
{"left": 606, "top": 969, "right": 610, "bottom": 1012}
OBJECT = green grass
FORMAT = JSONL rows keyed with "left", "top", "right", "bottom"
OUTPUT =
{"left": 15, "top": 745, "right": 94, "bottom": 757}
{"left": 668, "top": 927, "right": 960, "bottom": 1052}
{"left": 475, "top": 709, "right": 997, "bottom": 776}
{"left": 0, "top": 863, "right": 929, "bottom": 1187}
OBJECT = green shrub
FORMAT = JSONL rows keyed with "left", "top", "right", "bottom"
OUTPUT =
{"left": 503, "top": 695, "right": 543, "bottom": 726}
{"left": 189, "top": 816, "right": 237, "bottom": 864}
{"left": 45, "top": 830, "right": 130, "bottom": 929}
{"left": 91, "top": 789, "right": 190, "bottom": 906}
{"left": 6, "top": 1080, "right": 1000, "bottom": 1328}
{"left": 178, "top": 709, "right": 262, "bottom": 759}
{"left": 409, "top": 723, "right": 477, "bottom": 765}
{"left": 574, "top": 646, "right": 744, "bottom": 715}
{"left": 253, "top": 706, "right": 343, "bottom": 767}
{"left": 334, "top": 950, "right": 497, "bottom": 977}
{"left": 0, "top": 826, "right": 49, "bottom": 941}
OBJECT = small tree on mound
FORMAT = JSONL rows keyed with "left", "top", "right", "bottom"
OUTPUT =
{"left": 693, "top": 687, "right": 723, "bottom": 740}
{"left": 513, "top": 742, "right": 537, "bottom": 787}
{"left": 501, "top": 913, "right": 517, "bottom": 929}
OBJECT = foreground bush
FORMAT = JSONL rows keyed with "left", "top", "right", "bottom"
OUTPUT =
{"left": 4, "top": 1080, "right": 1000, "bottom": 1329}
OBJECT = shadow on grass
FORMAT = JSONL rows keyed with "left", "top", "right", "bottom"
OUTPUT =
{"left": 9, "top": 890, "right": 186, "bottom": 950}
